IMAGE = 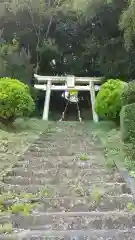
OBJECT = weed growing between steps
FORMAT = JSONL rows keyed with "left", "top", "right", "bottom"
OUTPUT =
{"left": 0, "top": 223, "right": 13, "bottom": 234}
{"left": 86, "top": 185, "right": 103, "bottom": 208}
{"left": 79, "top": 154, "right": 89, "bottom": 161}
{"left": 0, "top": 193, "right": 36, "bottom": 215}
{"left": 9, "top": 203, "right": 35, "bottom": 216}
{"left": 90, "top": 185, "right": 102, "bottom": 204}
{"left": 127, "top": 202, "right": 135, "bottom": 211}
{"left": 0, "top": 186, "right": 53, "bottom": 217}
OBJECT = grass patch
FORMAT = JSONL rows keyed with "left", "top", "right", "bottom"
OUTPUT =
{"left": 127, "top": 202, "right": 135, "bottom": 211}
{"left": 85, "top": 121, "right": 122, "bottom": 169}
{"left": 0, "top": 118, "right": 51, "bottom": 179}
{"left": 0, "top": 223, "right": 13, "bottom": 234}
{"left": 9, "top": 202, "right": 35, "bottom": 216}
{"left": 0, "top": 191, "right": 38, "bottom": 215}
{"left": 79, "top": 154, "right": 89, "bottom": 161}
{"left": 85, "top": 120, "right": 135, "bottom": 176}
{"left": 90, "top": 185, "right": 102, "bottom": 204}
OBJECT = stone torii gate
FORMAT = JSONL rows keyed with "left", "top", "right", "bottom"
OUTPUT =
{"left": 34, "top": 74, "right": 102, "bottom": 122}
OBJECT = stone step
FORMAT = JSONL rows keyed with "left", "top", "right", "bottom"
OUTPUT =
{"left": 18, "top": 156, "right": 105, "bottom": 170}
{"left": 2, "top": 182, "right": 130, "bottom": 196}
{"left": 2, "top": 175, "right": 122, "bottom": 186}
{"left": 0, "top": 229, "right": 135, "bottom": 240}
{"left": 7, "top": 168, "right": 111, "bottom": 178}
{"left": 25, "top": 150, "right": 103, "bottom": 158}
{"left": 1, "top": 195, "right": 133, "bottom": 212}
{"left": 28, "top": 145, "right": 87, "bottom": 151}
{"left": 18, "top": 229, "right": 135, "bottom": 240}
{"left": 30, "top": 139, "right": 99, "bottom": 146}
{"left": 0, "top": 214, "right": 11, "bottom": 224}
{"left": 28, "top": 145, "right": 102, "bottom": 154}
{"left": 33, "top": 138, "right": 98, "bottom": 145}
{"left": 24, "top": 150, "right": 76, "bottom": 157}
{"left": 24, "top": 148, "right": 101, "bottom": 157}
{"left": 33, "top": 142, "right": 100, "bottom": 151}
{"left": 0, "top": 237, "right": 17, "bottom": 240}
{"left": 34, "top": 194, "right": 134, "bottom": 212}
{"left": 33, "top": 141, "right": 88, "bottom": 147}
{"left": 36, "top": 135, "right": 87, "bottom": 141}
{"left": 0, "top": 230, "right": 31, "bottom": 240}
{"left": 11, "top": 211, "right": 135, "bottom": 230}
{"left": 40, "top": 136, "right": 89, "bottom": 140}
{"left": 0, "top": 235, "right": 22, "bottom": 240}
{"left": 3, "top": 170, "right": 123, "bottom": 185}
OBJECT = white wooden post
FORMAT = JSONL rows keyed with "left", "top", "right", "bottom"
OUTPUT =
{"left": 90, "top": 81, "right": 99, "bottom": 122}
{"left": 43, "top": 80, "right": 52, "bottom": 120}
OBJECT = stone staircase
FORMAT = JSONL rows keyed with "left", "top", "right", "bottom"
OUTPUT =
{"left": 0, "top": 122, "right": 135, "bottom": 239}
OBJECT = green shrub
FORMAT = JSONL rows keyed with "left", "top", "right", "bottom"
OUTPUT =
{"left": 121, "top": 81, "right": 135, "bottom": 106}
{"left": 95, "top": 79, "right": 126, "bottom": 120}
{"left": 0, "top": 77, "right": 35, "bottom": 124}
{"left": 120, "top": 103, "right": 135, "bottom": 143}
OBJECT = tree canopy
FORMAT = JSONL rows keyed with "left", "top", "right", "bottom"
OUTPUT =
{"left": 0, "top": 0, "right": 134, "bottom": 81}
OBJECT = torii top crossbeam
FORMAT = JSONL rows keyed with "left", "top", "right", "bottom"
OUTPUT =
{"left": 34, "top": 74, "right": 102, "bottom": 83}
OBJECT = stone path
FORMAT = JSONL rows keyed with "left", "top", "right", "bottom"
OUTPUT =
{"left": 0, "top": 122, "right": 135, "bottom": 239}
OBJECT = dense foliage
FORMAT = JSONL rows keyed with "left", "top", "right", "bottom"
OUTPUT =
{"left": 121, "top": 81, "right": 135, "bottom": 106}
{"left": 120, "top": 102, "right": 135, "bottom": 170}
{"left": 0, "top": 0, "right": 133, "bottom": 80}
{"left": 95, "top": 79, "right": 125, "bottom": 120}
{"left": 0, "top": 0, "right": 134, "bottom": 118}
{"left": 0, "top": 78, "right": 35, "bottom": 124}
{"left": 120, "top": 103, "right": 135, "bottom": 143}
{"left": 120, "top": 80, "right": 135, "bottom": 168}
{"left": 120, "top": 0, "right": 135, "bottom": 50}
{"left": 0, "top": 39, "right": 33, "bottom": 84}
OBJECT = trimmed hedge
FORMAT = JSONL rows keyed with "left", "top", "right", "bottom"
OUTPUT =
{"left": 121, "top": 81, "right": 135, "bottom": 106}
{"left": 0, "top": 77, "right": 35, "bottom": 124}
{"left": 120, "top": 82, "right": 135, "bottom": 170}
{"left": 120, "top": 103, "right": 135, "bottom": 143}
{"left": 120, "top": 103, "right": 135, "bottom": 170}
{"left": 95, "top": 79, "right": 126, "bottom": 120}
